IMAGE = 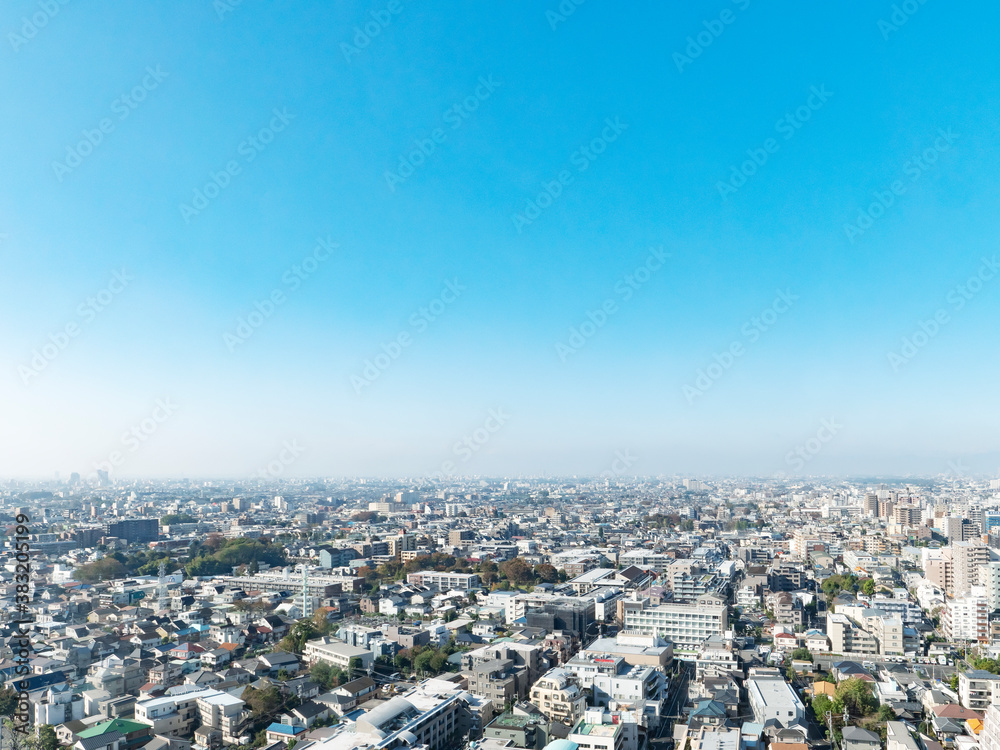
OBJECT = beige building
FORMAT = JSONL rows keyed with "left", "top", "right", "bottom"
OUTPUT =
{"left": 530, "top": 668, "right": 587, "bottom": 727}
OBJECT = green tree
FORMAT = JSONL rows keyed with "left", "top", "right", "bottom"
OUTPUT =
{"left": 500, "top": 557, "right": 535, "bottom": 587}
{"left": 791, "top": 648, "right": 813, "bottom": 662}
{"left": 533, "top": 563, "right": 558, "bottom": 583}
{"left": 0, "top": 685, "right": 18, "bottom": 716}
{"left": 37, "top": 725, "right": 58, "bottom": 750}
{"left": 275, "top": 614, "right": 328, "bottom": 655}
{"left": 347, "top": 657, "right": 362, "bottom": 678}
{"left": 242, "top": 685, "right": 282, "bottom": 716}
{"left": 74, "top": 557, "right": 127, "bottom": 582}
{"left": 860, "top": 578, "right": 875, "bottom": 596}
{"left": 877, "top": 704, "right": 896, "bottom": 721}
{"left": 310, "top": 661, "right": 335, "bottom": 690}
{"left": 836, "top": 678, "right": 878, "bottom": 717}
{"left": 414, "top": 650, "right": 435, "bottom": 675}
{"left": 812, "top": 694, "right": 833, "bottom": 723}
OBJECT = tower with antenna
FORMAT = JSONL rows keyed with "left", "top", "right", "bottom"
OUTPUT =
{"left": 158, "top": 560, "right": 168, "bottom": 612}
{"left": 301, "top": 565, "right": 313, "bottom": 618}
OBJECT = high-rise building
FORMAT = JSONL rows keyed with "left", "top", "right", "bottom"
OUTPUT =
{"left": 104, "top": 518, "right": 159, "bottom": 545}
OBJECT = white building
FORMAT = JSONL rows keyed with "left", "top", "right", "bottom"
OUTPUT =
{"left": 746, "top": 676, "right": 805, "bottom": 726}
{"left": 943, "top": 590, "right": 989, "bottom": 642}
{"left": 622, "top": 594, "right": 728, "bottom": 652}
{"left": 304, "top": 636, "right": 375, "bottom": 671}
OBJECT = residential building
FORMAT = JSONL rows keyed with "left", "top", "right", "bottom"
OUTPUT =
{"left": 746, "top": 676, "right": 805, "bottom": 726}
{"left": 530, "top": 669, "right": 587, "bottom": 727}
{"left": 622, "top": 594, "right": 728, "bottom": 652}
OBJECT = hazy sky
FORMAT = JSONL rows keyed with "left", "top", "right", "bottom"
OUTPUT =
{"left": 2, "top": 1, "right": 999, "bottom": 480}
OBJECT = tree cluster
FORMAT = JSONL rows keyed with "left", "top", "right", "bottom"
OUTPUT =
{"left": 185, "top": 537, "right": 287, "bottom": 577}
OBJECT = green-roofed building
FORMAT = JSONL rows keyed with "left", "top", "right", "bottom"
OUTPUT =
{"left": 76, "top": 718, "right": 152, "bottom": 750}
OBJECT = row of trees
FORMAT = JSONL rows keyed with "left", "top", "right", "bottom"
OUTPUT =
{"left": 74, "top": 532, "right": 288, "bottom": 582}
{"left": 74, "top": 547, "right": 183, "bottom": 582}
{"left": 393, "top": 639, "right": 461, "bottom": 676}
{"left": 820, "top": 574, "right": 876, "bottom": 598}
{"left": 354, "top": 553, "right": 567, "bottom": 594}
{"left": 184, "top": 536, "right": 287, "bottom": 577}
{"left": 310, "top": 658, "right": 362, "bottom": 690}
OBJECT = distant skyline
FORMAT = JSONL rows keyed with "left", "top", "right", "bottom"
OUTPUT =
{"left": 2, "top": 2, "right": 1000, "bottom": 479}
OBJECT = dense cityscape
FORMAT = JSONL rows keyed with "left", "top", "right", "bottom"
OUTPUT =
{"left": 5, "top": 5, "right": 998, "bottom": 750}
{"left": 4, "top": 476, "right": 1000, "bottom": 750}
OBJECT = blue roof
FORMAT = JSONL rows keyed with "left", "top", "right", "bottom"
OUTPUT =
{"left": 266, "top": 724, "right": 302, "bottom": 735}
{"left": 543, "top": 741, "right": 579, "bottom": 750}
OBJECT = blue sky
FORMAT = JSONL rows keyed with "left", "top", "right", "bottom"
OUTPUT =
{"left": 2, "top": 0, "right": 999, "bottom": 479}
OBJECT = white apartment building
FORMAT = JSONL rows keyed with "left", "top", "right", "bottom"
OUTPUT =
{"left": 622, "top": 594, "right": 728, "bottom": 652}
{"left": 958, "top": 670, "right": 1000, "bottom": 710}
{"left": 747, "top": 676, "right": 805, "bottom": 726}
{"left": 943, "top": 590, "right": 989, "bottom": 642}
{"left": 405, "top": 571, "right": 481, "bottom": 592}
{"left": 826, "top": 612, "right": 878, "bottom": 656}
{"left": 618, "top": 551, "right": 671, "bottom": 573}
{"left": 980, "top": 561, "right": 1000, "bottom": 611}
{"left": 135, "top": 687, "right": 245, "bottom": 739}
{"left": 303, "top": 636, "right": 375, "bottom": 670}
{"left": 981, "top": 704, "right": 1000, "bottom": 750}
{"left": 886, "top": 721, "right": 921, "bottom": 750}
